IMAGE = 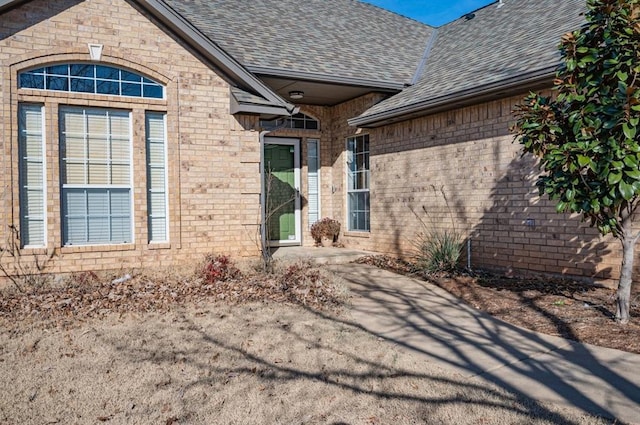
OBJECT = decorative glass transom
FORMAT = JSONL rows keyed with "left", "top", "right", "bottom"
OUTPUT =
{"left": 19, "top": 64, "right": 164, "bottom": 99}
{"left": 260, "top": 113, "right": 319, "bottom": 131}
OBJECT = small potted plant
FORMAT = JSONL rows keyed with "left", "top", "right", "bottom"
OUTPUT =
{"left": 310, "top": 217, "right": 341, "bottom": 247}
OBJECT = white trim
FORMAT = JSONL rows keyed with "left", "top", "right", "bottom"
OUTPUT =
{"left": 18, "top": 103, "right": 47, "bottom": 248}
{"left": 345, "top": 134, "right": 371, "bottom": 232}
{"left": 146, "top": 111, "right": 169, "bottom": 243}
{"left": 264, "top": 137, "right": 301, "bottom": 246}
{"left": 59, "top": 107, "right": 134, "bottom": 245}
{"left": 306, "top": 138, "right": 320, "bottom": 228}
{"left": 88, "top": 44, "right": 103, "bottom": 61}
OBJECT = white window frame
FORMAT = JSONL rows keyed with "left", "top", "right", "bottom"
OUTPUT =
{"left": 146, "top": 112, "right": 169, "bottom": 243}
{"left": 307, "top": 138, "right": 321, "bottom": 228}
{"left": 346, "top": 134, "right": 370, "bottom": 232}
{"left": 59, "top": 106, "right": 134, "bottom": 246}
{"left": 18, "top": 103, "right": 47, "bottom": 247}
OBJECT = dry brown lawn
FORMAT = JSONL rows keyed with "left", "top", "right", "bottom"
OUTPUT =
{"left": 0, "top": 259, "right": 617, "bottom": 424}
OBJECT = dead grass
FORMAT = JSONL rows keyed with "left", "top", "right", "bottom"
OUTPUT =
{"left": 0, "top": 257, "right": 616, "bottom": 424}
{"left": 0, "top": 302, "right": 609, "bottom": 425}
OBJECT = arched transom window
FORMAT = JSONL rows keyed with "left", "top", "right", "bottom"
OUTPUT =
{"left": 19, "top": 63, "right": 164, "bottom": 99}
{"left": 260, "top": 112, "right": 319, "bottom": 131}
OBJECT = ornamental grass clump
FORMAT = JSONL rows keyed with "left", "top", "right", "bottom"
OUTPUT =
{"left": 410, "top": 187, "right": 463, "bottom": 274}
{"left": 414, "top": 229, "right": 463, "bottom": 273}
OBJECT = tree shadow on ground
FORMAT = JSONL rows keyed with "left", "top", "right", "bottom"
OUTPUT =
{"left": 324, "top": 264, "right": 640, "bottom": 423}
{"left": 100, "top": 268, "right": 638, "bottom": 424}
{"left": 97, "top": 299, "right": 614, "bottom": 424}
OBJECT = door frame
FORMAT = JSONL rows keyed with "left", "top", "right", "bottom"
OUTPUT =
{"left": 264, "top": 137, "right": 301, "bottom": 246}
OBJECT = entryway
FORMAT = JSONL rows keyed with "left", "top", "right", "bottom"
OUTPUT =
{"left": 264, "top": 137, "right": 301, "bottom": 246}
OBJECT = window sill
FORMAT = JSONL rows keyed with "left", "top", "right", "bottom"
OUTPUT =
{"left": 343, "top": 231, "right": 370, "bottom": 239}
{"left": 148, "top": 242, "right": 171, "bottom": 250}
{"left": 60, "top": 243, "right": 136, "bottom": 254}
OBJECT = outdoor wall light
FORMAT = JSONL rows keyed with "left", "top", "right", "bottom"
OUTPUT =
{"left": 289, "top": 91, "right": 304, "bottom": 100}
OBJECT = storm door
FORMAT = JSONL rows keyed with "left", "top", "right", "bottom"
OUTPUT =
{"left": 264, "top": 138, "right": 301, "bottom": 246}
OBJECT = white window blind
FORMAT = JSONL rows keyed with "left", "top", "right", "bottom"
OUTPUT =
{"left": 18, "top": 103, "right": 46, "bottom": 247}
{"left": 146, "top": 112, "right": 168, "bottom": 242}
{"left": 60, "top": 107, "right": 132, "bottom": 245}
{"left": 347, "top": 134, "right": 370, "bottom": 231}
{"left": 307, "top": 139, "right": 320, "bottom": 228}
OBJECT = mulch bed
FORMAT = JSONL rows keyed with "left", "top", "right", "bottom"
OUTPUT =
{"left": 355, "top": 255, "right": 640, "bottom": 354}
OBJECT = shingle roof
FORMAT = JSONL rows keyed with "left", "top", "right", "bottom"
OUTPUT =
{"left": 161, "top": 0, "right": 435, "bottom": 85}
{"left": 354, "top": 0, "right": 587, "bottom": 123}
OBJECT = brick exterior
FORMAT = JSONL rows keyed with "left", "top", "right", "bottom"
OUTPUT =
{"left": 0, "top": 0, "right": 635, "bottom": 285}
{"left": 1, "top": 0, "right": 262, "bottom": 277}
{"left": 331, "top": 93, "right": 635, "bottom": 285}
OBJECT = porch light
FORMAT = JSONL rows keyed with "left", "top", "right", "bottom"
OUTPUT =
{"left": 289, "top": 91, "right": 304, "bottom": 100}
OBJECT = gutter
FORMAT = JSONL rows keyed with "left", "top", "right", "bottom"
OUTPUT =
{"left": 348, "top": 65, "right": 558, "bottom": 128}
{"left": 0, "top": 0, "right": 27, "bottom": 13}
{"left": 136, "top": 0, "right": 296, "bottom": 114}
{"left": 247, "top": 66, "right": 405, "bottom": 92}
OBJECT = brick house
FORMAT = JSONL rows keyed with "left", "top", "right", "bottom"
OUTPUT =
{"left": 0, "top": 0, "right": 632, "bottom": 283}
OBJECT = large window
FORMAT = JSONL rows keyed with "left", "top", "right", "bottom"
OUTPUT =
{"left": 18, "top": 103, "right": 46, "bottom": 247}
{"left": 346, "top": 134, "right": 370, "bottom": 232}
{"left": 19, "top": 64, "right": 164, "bottom": 99}
{"left": 146, "top": 112, "right": 168, "bottom": 242}
{"left": 60, "top": 107, "right": 132, "bottom": 245}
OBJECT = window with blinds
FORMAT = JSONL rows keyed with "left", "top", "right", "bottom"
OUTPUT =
{"left": 18, "top": 103, "right": 46, "bottom": 247}
{"left": 146, "top": 112, "right": 168, "bottom": 242}
{"left": 346, "top": 134, "right": 370, "bottom": 232}
{"left": 307, "top": 139, "right": 320, "bottom": 228}
{"left": 59, "top": 107, "right": 132, "bottom": 245}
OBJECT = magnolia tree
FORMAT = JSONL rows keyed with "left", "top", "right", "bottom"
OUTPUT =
{"left": 512, "top": 0, "right": 640, "bottom": 324}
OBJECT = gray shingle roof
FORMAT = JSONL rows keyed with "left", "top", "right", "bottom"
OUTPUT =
{"left": 161, "top": 0, "right": 435, "bottom": 85}
{"left": 356, "top": 0, "right": 587, "bottom": 122}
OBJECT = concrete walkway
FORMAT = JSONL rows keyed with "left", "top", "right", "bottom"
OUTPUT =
{"left": 329, "top": 263, "right": 640, "bottom": 424}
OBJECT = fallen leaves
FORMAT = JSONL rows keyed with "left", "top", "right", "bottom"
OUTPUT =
{"left": 0, "top": 260, "right": 347, "bottom": 331}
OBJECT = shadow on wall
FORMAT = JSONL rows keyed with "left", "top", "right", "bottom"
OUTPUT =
{"left": 469, "top": 153, "right": 614, "bottom": 283}
{"left": 366, "top": 95, "right": 618, "bottom": 283}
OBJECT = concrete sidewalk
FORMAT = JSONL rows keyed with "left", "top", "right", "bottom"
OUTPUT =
{"left": 329, "top": 263, "right": 640, "bottom": 424}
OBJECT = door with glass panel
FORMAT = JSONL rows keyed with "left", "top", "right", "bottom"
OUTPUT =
{"left": 264, "top": 138, "right": 301, "bottom": 246}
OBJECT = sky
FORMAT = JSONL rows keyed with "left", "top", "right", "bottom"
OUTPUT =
{"left": 362, "top": 0, "right": 496, "bottom": 27}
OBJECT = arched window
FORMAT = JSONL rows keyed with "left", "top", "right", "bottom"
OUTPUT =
{"left": 17, "top": 63, "right": 168, "bottom": 248}
{"left": 260, "top": 112, "right": 319, "bottom": 131}
{"left": 19, "top": 63, "right": 164, "bottom": 99}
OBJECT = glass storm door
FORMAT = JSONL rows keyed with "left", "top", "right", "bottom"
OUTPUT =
{"left": 264, "top": 138, "right": 301, "bottom": 246}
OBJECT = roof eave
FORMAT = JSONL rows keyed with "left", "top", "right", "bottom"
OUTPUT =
{"left": 136, "top": 0, "right": 296, "bottom": 113}
{"left": 248, "top": 66, "right": 406, "bottom": 91}
{"left": 349, "top": 65, "right": 558, "bottom": 128}
{"left": 0, "top": 0, "right": 27, "bottom": 13}
{"left": 230, "top": 96, "right": 298, "bottom": 117}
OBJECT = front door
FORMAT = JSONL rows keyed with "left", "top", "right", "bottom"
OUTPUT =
{"left": 264, "top": 138, "right": 301, "bottom": 246}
